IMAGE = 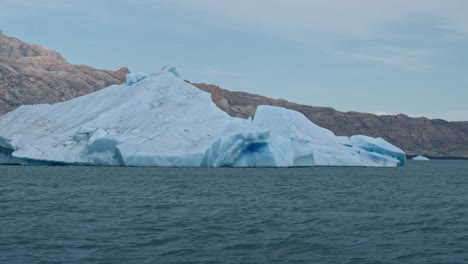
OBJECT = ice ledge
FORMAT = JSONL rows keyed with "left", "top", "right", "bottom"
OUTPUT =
{"left": 126, "top": 72, "right": 147, "bottom": 85}
{"left": 126, "top": 66, "right": 180, "bottom": 85}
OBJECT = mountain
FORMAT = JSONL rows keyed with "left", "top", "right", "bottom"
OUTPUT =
{"left": 193, "top": 83, "right": 468, "bottom": 159}
{"left": 0, "top": 32, "right": 128, "bottom": 115}
{"left": 0, "top": 32, "right": 466, "bottom": 159}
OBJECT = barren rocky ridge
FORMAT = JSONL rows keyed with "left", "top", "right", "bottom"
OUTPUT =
{"left": 0, "top": 32, "right": 128, "bottom": 114}
{"left": 1, "top": 32, "right": 467, "bottom": 158}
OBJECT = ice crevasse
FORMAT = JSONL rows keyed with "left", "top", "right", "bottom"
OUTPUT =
{"left": 0, "top": 67, "right": 406, "bottom": 167}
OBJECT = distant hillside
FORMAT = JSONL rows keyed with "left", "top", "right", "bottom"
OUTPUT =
{"left": 193, "top": 83, "right": 468, "bottom": 159}
{"left": 0, "top": 32, "right": 128, "bottom": 115}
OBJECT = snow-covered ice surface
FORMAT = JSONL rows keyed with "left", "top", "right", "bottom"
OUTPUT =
{"left": 412, "top": 155, "right": 430, "bottom": 161}
{"left": 0, "top": 68, "right": 406, "bottom": 167}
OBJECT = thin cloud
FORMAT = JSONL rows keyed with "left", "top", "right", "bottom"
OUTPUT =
{"left": 164, "top": 0, "right": 468, "bottom": 37}
{"left": 329, "top": 46, "right": 435, "bottom": 71}
{"left": 374, "top": 112, "right": 397, "bottom": 116}
{"left": 3, "top": 1, "right": 467, "bottom": 37}
{"left": 180, "top": 67, "right": 244, "bottom": 77}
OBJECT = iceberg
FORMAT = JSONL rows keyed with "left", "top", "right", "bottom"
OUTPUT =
{"left": 412, "top": 155, "right": 429, "bottom": 161}
{"left": 0, "top": 67, "right": 406, "bottom": 167}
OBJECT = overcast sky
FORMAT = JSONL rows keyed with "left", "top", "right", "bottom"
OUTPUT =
{"left": 1, "top": 0, "right": 467, "bottom": 121}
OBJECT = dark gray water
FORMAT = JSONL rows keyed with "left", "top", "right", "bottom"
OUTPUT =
{"left": 1, "top": 161, "right": 468, "bottom": 264}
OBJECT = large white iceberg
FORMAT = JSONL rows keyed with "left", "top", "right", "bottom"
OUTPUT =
{"left": 0, "top": 68, "right": 406, "bottom": 167}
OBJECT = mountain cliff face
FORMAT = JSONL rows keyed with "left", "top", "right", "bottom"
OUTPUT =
{"left": 0, "top": 32, "right": 128, "bottom": 115}
{"left": 193, "top": 83, "right": 468, "bottom": 159}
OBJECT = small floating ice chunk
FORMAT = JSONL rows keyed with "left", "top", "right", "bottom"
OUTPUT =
{"left": 412, "top": 155, "right": 430, "bottom": 161}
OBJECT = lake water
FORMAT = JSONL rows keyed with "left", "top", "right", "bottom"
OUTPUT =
{"left": 1, "top": 161, "right": 468, "bottom": 263}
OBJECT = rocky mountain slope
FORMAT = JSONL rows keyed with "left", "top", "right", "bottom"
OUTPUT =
{"left": 0, "top": 32, "right": 128, "bottom": 114}
{"left": 193, "top": 83, "right": 468, "bottom": 159}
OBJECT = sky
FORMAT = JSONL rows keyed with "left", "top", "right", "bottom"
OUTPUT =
{"left": 1, "top": 0, "right": 467, "bottom": 121}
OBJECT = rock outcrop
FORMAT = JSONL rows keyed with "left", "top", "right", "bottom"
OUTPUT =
{"left": 0, "top": 32, "right": 128, "bottom": 114}
{"left": 193, "top": 83, "right": 468, "bottom": 159}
